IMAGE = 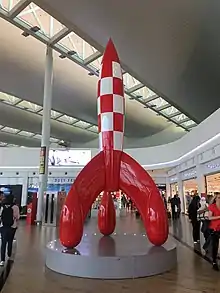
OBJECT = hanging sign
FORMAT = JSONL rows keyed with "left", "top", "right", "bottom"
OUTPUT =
{"left": 39, "top": 146, "right": 47, "bottom": 175}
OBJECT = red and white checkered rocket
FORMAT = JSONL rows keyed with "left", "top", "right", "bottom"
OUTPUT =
{"left": 97, "top": 39, "right": 125, "bottom": 191}
{"left": 59, "top": 39, "right": 168, "bottom": 249}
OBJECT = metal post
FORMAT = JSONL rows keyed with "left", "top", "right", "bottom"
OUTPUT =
{"left": 36, "top": 46, "right": 53, "bottom": 223}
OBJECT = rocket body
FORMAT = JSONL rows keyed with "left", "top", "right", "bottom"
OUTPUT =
{"left": 97, "top": 40, "right": 125, "bottom": 191}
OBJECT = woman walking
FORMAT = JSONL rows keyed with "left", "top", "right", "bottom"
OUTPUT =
{"left": 208, "top": 193, "right": 220, "bottom": 271}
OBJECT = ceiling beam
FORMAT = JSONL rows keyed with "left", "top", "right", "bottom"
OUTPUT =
{"left": 49, "top": 27, "right": 70, "bottom": 46}
{"left": 8, "top": 0, "right": 31, "bottom": 19}
{"left": 156, "top": 104, "right": 171, "bottom": 112}
{"left": 179, "top": 117, "right": 191, "bottom": 124}
{"left": 166, "top": 111, "right": 181, "bottom": 119}
{"left": 84, "top": 51, "right": 102, "bottom": 66}
{"left": 141, "top": 94, "right": 158, "bottom": 104}
{"left": 127, "top": 83, "right": 144, "bottom": 93}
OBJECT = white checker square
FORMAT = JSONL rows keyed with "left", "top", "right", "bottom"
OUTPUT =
{"left": 113, "top": 131, "right": 123, "bottom": 151}
{"left": 97, "top": 96, "right": 101, "bottom": 115}
{"left": 100, "top": 77, "right": 113, "bottom": 95}
{"left": 101, "top": 112, "right": 113, "bottom": 131}
{"left": 99, "top": 133, "right": 103, "bottom": 151}
{"left": 113, "top": 94, "right": 124, "bottom": 114}
{"left": 112, "top": 62, "right": 122, "bottom": 79}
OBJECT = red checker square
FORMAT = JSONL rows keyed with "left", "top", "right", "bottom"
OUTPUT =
{"left": 102, "top": 131, "right": 113, "bottom": 150}
{"left": 97, "top": 80, "right": 101, "bottom": 97}
{"left": 113, "top": 113, "right": 124, "bottom": 132}
{"left": 113, "top": 78, "right": 124, "bottom": 96}
{"left": 100, "top": 94, "right": 113, "bottom": 113}
{"left": 97, "top": 114, "right": 101, "bottom": 133}
{"left": 101, "top": 62, "right": 113, "bottom": 78}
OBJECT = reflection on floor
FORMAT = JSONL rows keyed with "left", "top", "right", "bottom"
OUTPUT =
{"left": 2, "top": 212, "right": 220, "bottom": 293}
{"left": 169, "top": 215, "right": 220, "bottom": 261}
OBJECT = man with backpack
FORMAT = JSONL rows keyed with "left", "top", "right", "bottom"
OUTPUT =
{"left": 0, "top": 194, "right": 20, "bottom": 266}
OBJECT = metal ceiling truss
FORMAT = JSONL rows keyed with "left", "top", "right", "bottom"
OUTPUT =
{"left": 0, "top": 0, "right": 197, "bottom": 133}
{"left": 0, "top": 123, "right": 60, "bottom": 147}
{"left": 0, "top": 96, "right": 98, "bottom": 134}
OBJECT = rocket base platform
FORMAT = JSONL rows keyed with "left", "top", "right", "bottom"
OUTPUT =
{"left": 46, "top": 233, "right": 177, "bottom": 279}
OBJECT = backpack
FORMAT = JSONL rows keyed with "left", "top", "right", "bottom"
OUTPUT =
{"left": 1, "top": 205, "right": 14, "bottom": 227}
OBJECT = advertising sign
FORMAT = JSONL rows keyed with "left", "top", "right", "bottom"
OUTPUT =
{"left": 48, "top": 149, "right": 91, "bottom": 166}
{"left": 39, "top": 146, "right": 46, "bottom": 174}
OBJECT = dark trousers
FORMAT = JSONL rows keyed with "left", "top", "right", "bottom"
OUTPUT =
{"left": 0, "top": 227, "right": 16, "bottom": 261}
{"left": 191, "top": 220, "right": 200, "bottom": 242}
{"left": 212, "top": 231, "right": 220, "bottom": 263}
{"left": 171, "top": 207, "right": 178, "bottom": 219}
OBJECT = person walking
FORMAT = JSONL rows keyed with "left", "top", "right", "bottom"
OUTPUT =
{"left": 207, "top": 193, "right": 220, "bottom": 271}
{"left": 188, "top": 195, "right": 201, "bottom": 244}
{"left": 0, "top": 194, "right": 20, "bottom": 266}
{"left": 170, "top": 194, "right": 181, "bottom": 219}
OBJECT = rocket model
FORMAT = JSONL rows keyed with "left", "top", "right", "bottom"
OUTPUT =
{"left": 59, "top": 39, "right": 168, "bottom": 248}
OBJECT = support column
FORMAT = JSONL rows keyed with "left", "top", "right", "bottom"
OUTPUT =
{"left": 196, "top": 163, "right": 206, "bottom": 196}
{"left": 177, "top": 173, "right": 185, "bottom": 213}
{"left": 165, "top": 177, "right": 171, "bottom": 198}
{"left": 36, "top": 46, "right": 53, "bottom": 223}
{"left": 21, "top": 172, "right": 28, "bottom": 207}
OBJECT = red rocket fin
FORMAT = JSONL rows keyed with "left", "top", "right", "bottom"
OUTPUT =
{"left": 60, "top": 151, "right": 106, "bottom": 248}
{"left": 119, "top": 152, "right": 168, "bottom": 246}
{"left": 98, "top": 191, "right": 116, "bottom": 236}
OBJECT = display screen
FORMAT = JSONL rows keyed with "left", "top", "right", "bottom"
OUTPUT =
{"left": 48, "top": 150, "right": 91, "bottom": 166}
{"left": 0, "top": 185, "right": 22, "bottom": 207}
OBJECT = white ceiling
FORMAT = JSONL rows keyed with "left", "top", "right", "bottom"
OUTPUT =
{"left": 0, "top": 0, "right": 200, "bottom": 148}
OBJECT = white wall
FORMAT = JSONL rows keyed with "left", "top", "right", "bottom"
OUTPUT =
{"left": 0, "top": 107, "right": 220, "bottom": 169}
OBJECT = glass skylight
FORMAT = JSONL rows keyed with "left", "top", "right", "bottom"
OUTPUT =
{"left": 18, "top": 130, "right": 34, "bottom": 137}
{"left": 89, "top": 56, "right": 102, "bottom": 71}
{"left": 16, "top": 100, "right": 42, "bottom": 112}
{"left": 0, "top": 92, "right": 20, "bottom": 105}
{"left": 147, "top": 97, "right": 169, "bottom": 109}
{"left": 58, "top": 32, "right": 98, "bottom": 61}
{"left": 50, "top": 110, "right": 62, "bottom": 119}
{"left": 123, "top": 73, "right": 141, "bottom": 90}
{"left": 181, "top": 120, "right": 196, "bottom": 128}
{"left": 50, "top": 137, "right": 59, "bottom": 143}
{"left": 160, "top": 106, "right": 178, "bottom": 116}
{"left": 7, "top": 144, "right": 20, "bottom": 147}
{"left": 0, "top": 0, "right": 197, "bottom": 132}
{"left": 17, "top": 2, "right": 65, "bottom": 37}
{"left": 87, "top": 125, "right": 98, "bottom": 133}
{"left": 57, "top": 115, "right": 78, "bottom": 124}
{"left": 74, "top": 120, "right": 91, "bottom": 128}
{"left": 0, "top": 142, "right": 7, "bottom": 146}
{"left": 0, "top": 0, "right": 20, "bottom": 11}
{"left": 38, "top": 109, "right": 63, "bottom": 119}
{"left": 133, "top": 87, "right": 156, "bottom": 103}
{"left": 172, "top": 113, "right": 188, "bottom": 123}
{"left": 33, "top": 134, "right": 42, "bottom": 140}
{"left": 1, "top": 126, "right": 19, "bottom": 134}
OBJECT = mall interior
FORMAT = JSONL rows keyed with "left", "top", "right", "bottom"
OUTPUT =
{"left": 0, "top": 0, "right": 220, "bottom": 292}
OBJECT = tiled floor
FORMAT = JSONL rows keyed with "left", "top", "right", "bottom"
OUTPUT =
{"left": 2, "top": 213, "right": 220, "bottom": 293}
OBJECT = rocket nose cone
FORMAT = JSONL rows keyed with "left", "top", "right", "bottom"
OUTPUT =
{"left": 102, "top": 39, "right": 120, "bottom": 65}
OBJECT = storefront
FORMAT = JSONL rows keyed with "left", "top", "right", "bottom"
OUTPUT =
{"left": 201, "top": 158, "right": 220, "bottom": 199}
{"left": 181, "top": 168, "right": 197, "bottom": 213}
{"left": 169, "top": 175, "right": 178, "bottom": 196}
{"left": 205, "top": 173, "right": 220, "bottom": 194}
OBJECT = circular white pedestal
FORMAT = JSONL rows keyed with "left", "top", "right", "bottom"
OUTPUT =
{"left": 46, "top": 233, "right": 177, "bottom": 279}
